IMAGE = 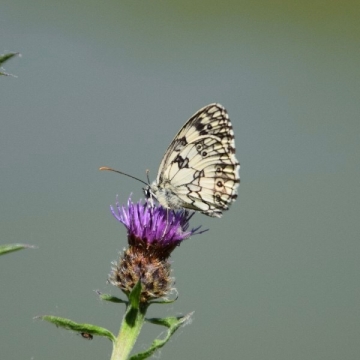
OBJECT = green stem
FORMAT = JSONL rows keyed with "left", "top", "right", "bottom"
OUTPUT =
{"left": 110, "top": 304, "right": 148, "bottom": 360}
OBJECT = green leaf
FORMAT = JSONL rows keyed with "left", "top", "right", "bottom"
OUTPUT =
{"left": 36, "top": 315, "right": 116, "bottom": 342}
{"left": 129, "top": 280, "right": 142, "bottom": 310}
{"left": 0, "top": 244, "right": 36, "bottom": 256}
{"left": 0, "top": 52, "right": 19, "bottom": 76}
{"left": 0, "top": 52, "right": 18, "bottom": 65}
{"left": 145, "top": 314, "right": 190, "bottom": 328}
{"left": 129, "top": 312, "right": 194, "bottom": 360}
{"left": 97, "top": 292, "right": 127, "bottom": 304}
{"left": 148, "top": 295, "right": 178, "bottom": 305}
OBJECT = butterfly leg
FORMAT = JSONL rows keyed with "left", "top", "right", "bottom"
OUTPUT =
{"left": 161, "top": 209, "right": 170, "bottom": 240}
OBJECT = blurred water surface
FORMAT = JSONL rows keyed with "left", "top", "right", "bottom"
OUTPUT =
{"left": 1, "top": 1, "right": 359, "bottom": 359}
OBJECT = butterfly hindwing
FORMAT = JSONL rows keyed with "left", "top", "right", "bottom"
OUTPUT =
{"left": 163, "top": 136, "right": 239, "bottom": 217}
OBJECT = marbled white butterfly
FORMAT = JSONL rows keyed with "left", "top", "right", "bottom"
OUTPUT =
{"left": 100, "top": 104, "right": 240, "bottom": 218}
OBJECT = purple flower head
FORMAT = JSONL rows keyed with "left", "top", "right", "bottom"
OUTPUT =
{"left": 111, "top": 195, "right": 206, "bottom": 257}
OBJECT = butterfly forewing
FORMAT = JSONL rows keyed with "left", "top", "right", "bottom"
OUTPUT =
{"left": 157, "top": 104, "right": 235, "bottom": 183}
{"left": 152, "top": 103, "right": 240, "bottom": 218}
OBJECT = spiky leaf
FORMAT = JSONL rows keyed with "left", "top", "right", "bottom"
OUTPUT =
{"left": 96, "top": 291, "right": 127, "bottom": 304}
{"left": 129, "top": 312, "right": 194, "bottom": 360}
{"left": 0, "top": 244, "right": 35, "bottom": 256}
{"left": 0, "top": 52, "right": 19, "bottom": 76}
{"left": 36, "top": 315, "right": 116, "bottom": 342}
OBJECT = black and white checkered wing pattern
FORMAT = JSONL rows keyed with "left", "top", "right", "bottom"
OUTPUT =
{"left": 154, "top": 104, "right": 240, "bottom": 218}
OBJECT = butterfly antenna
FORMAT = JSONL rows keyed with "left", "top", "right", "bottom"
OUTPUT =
{"left": 99, "top": 166, "right": 148, "bottom": 185}
{"left": 145, "top": 168, "right": 156, "bottom": 211}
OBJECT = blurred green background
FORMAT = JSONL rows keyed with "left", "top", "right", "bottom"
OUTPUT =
{"left": 1, "top": 1, "right": 359, "bottom": 359}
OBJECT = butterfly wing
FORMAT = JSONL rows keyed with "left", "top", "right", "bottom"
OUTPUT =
{"left": 156, "top": 104, "right": 240, "bottom": 217}
{"left": 157, "top": 104, "right": 232, "bottom": 182}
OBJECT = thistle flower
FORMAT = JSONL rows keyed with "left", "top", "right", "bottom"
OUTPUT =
{"left": 39, "top": 195, "right": 203, "bottom": 360}
{"left": 109, "top": 196, "right": 205, "bottom": 302}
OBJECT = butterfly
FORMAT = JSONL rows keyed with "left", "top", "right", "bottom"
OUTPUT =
{"left": 100, "top": 104, "right": 240, "bottom": 218}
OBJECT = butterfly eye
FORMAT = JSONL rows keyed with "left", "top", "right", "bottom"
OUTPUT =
{"left": 207, "top": 124, "right": 212, "bottom": 130}
{"left": 196, "top": 144, "right": 202, "bottom": 151}
{"left": 215, "top": 194, "right": 221, "bottom": 202}
{"left": 202, "top": 151, "right": 207, "bottom": 157}
{"left": 216, "top": 167, "right": 222, "bottom": 173}
{"left": 143, "top": 187, "right": 151, "bottom": 198}
{"left": 216, "top": 181, "right": 223, "bottom": 188}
